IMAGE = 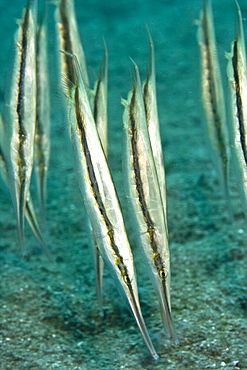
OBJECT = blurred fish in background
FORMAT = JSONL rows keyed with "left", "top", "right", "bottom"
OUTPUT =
{"left": 197, "top": 0, "right": 231, "bottom": 216}
{"left": 226, "top": 1, "right": 247, "bottom": 216}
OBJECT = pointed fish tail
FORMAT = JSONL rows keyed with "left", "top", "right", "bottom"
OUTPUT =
{"left": 25, "top": 194, "right": 52, "bottom": 261}
{"left": 16, "top": 185, "right": 26, "bottom": 255}
{"left": 127, "top": 288, "right": 159, "bottom": 360}
{"left": 158, "top": 280, "right": 178, "bottom": 343}
{"left": 8, "top": 0, "right": 38, "bottom": 252}
{"left": 93, "top": 234, "right": 104, "bottom": 317}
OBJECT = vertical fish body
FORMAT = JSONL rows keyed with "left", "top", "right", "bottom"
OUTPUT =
{"left": 122, "top": 63, "right": 177, "bottom": 342}
{"left": 226, "top": 2, "right": 247, "bottom": 214}
{"left": 93, "top": 42, "right": 108, "bottom": 155}
{"left": 0, "top": 114, "right": 6, "bottom": 181}
{"left": 55, "top": 0, "right": 89, "bottom": 97}
{"left": 0, "top": 114, "right": 51, "bottom": 259}
{"left": 35, "top": 13, "right": 50, "bottom": 219}
{"left": 142, "top": 32, "right": 167, "bottom": 226}
{"left": 65, "top": 52, "right": 158, "bottom": 360}
{"left": 197, "top": 0, "right": 230, "bottom": 208}
{"left": 57, "top": 0, "right": 107, "bottom": 313}
{"left": 8, "top": 0, "right": 37, "bottom": 252}
{"left": 91, "top": 43, "right": 108, "bottom": 315}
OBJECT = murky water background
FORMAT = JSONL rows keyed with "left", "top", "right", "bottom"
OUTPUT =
{"left": 0, "top": 0, "right": 246, "bottom": 369}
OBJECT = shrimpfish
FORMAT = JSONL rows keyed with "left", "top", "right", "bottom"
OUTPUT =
{"left": 90, "top": 42, "right": 108, "bottom": 316}
{"left": 55, "top": 0, "right": 89, "bottom": 97}
{"left": 197, "top": 0, "right": 231, "bottom": 214}
{"left": 122, "top": 61, "right": 177, "bottom": 343}
{"left": 226, "top": 1, "right": 247, "bottom": 215}
{"left": 8, "top": 0, "right": 37, "bottom": 253}
{"left": 62, "top": 51, "right": 159, "bottom": 360}
{"left": 142, "top": 30, "right": 167, "bottom": 226}
{"left": 34, "top": 11, "right": 50, "bottom": 221}
{"left": 0, "top": 113, "right": 51, "bottom": 259}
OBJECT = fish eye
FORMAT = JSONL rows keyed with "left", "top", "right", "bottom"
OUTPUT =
{"left": 159, "top": 268, "right": 168, "bottom": 280}
{"left": 123, "top": 274, "right": 131, "bottom": 286}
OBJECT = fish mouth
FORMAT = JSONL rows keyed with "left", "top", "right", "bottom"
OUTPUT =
{"left": 127, "top": 285, "right": 159, "bottom": 360}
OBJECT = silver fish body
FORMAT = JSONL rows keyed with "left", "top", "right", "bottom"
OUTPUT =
{"left": 8, "top": 0, "right": 37, "bottom": 252}
{"left": 197, "top": 0, "right": 231, "bottom": 213}
{"left": 142, "top": 31, "right": 167, "bottom": 226}
{"left": 92, "top": 41, "right": 108, "bottom": 155}
{"left": 122, "top": 62, "right": 177, "bottom": 342}
{"left": 35, "top": 13, "right": 50, "bottom": 220}
{"left": 64, "top": 52, "right": 158, "bottom": 360}
{"left": 90, "top": 43, "right": 108, "bottom": 316}
{"left": 226, "top": 2, "right": 247, "bottom": 215}
{"left": 55, "top": 0, "right": 89, "bottom": 97}
{"left": 0, "top": 113, "right": 51, "bottom": 259}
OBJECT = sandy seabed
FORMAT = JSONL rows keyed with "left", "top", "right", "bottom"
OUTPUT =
{"left": 0, "top": 0, "right": 246, "bottom": 369}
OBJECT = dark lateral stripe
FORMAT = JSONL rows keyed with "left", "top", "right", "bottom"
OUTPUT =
{"left": 93, "top": 77, "right": 102, "bottom": 124}
{"left": 16, "top": 5, "right": 31, "bottom": 182}
{"left": 74, "top": 87, "right": 131, "bottom": 285}
{"left": 202, "top": 11, "right": 227, "bottom": 163}
{"left": 143, "top": 82, "right": 151, "bottom": 125}
{"left": 0, "top": 144, "right": 6, "bottom": 167}
{"left": 59, "top": 2, "right": 76, "bottom": 91}
{"left": 129, "top": 90, "right": 165, "bottom": 278}
{"left": 232, "top": 40, "right": 247, "bottom": 165}
{"left": 0, "top": 144, "right": 8, "bottom": 182}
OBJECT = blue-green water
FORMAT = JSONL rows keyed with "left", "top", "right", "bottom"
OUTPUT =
{"left": 0, "top": 0, "right": 246, "bottom": 369}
